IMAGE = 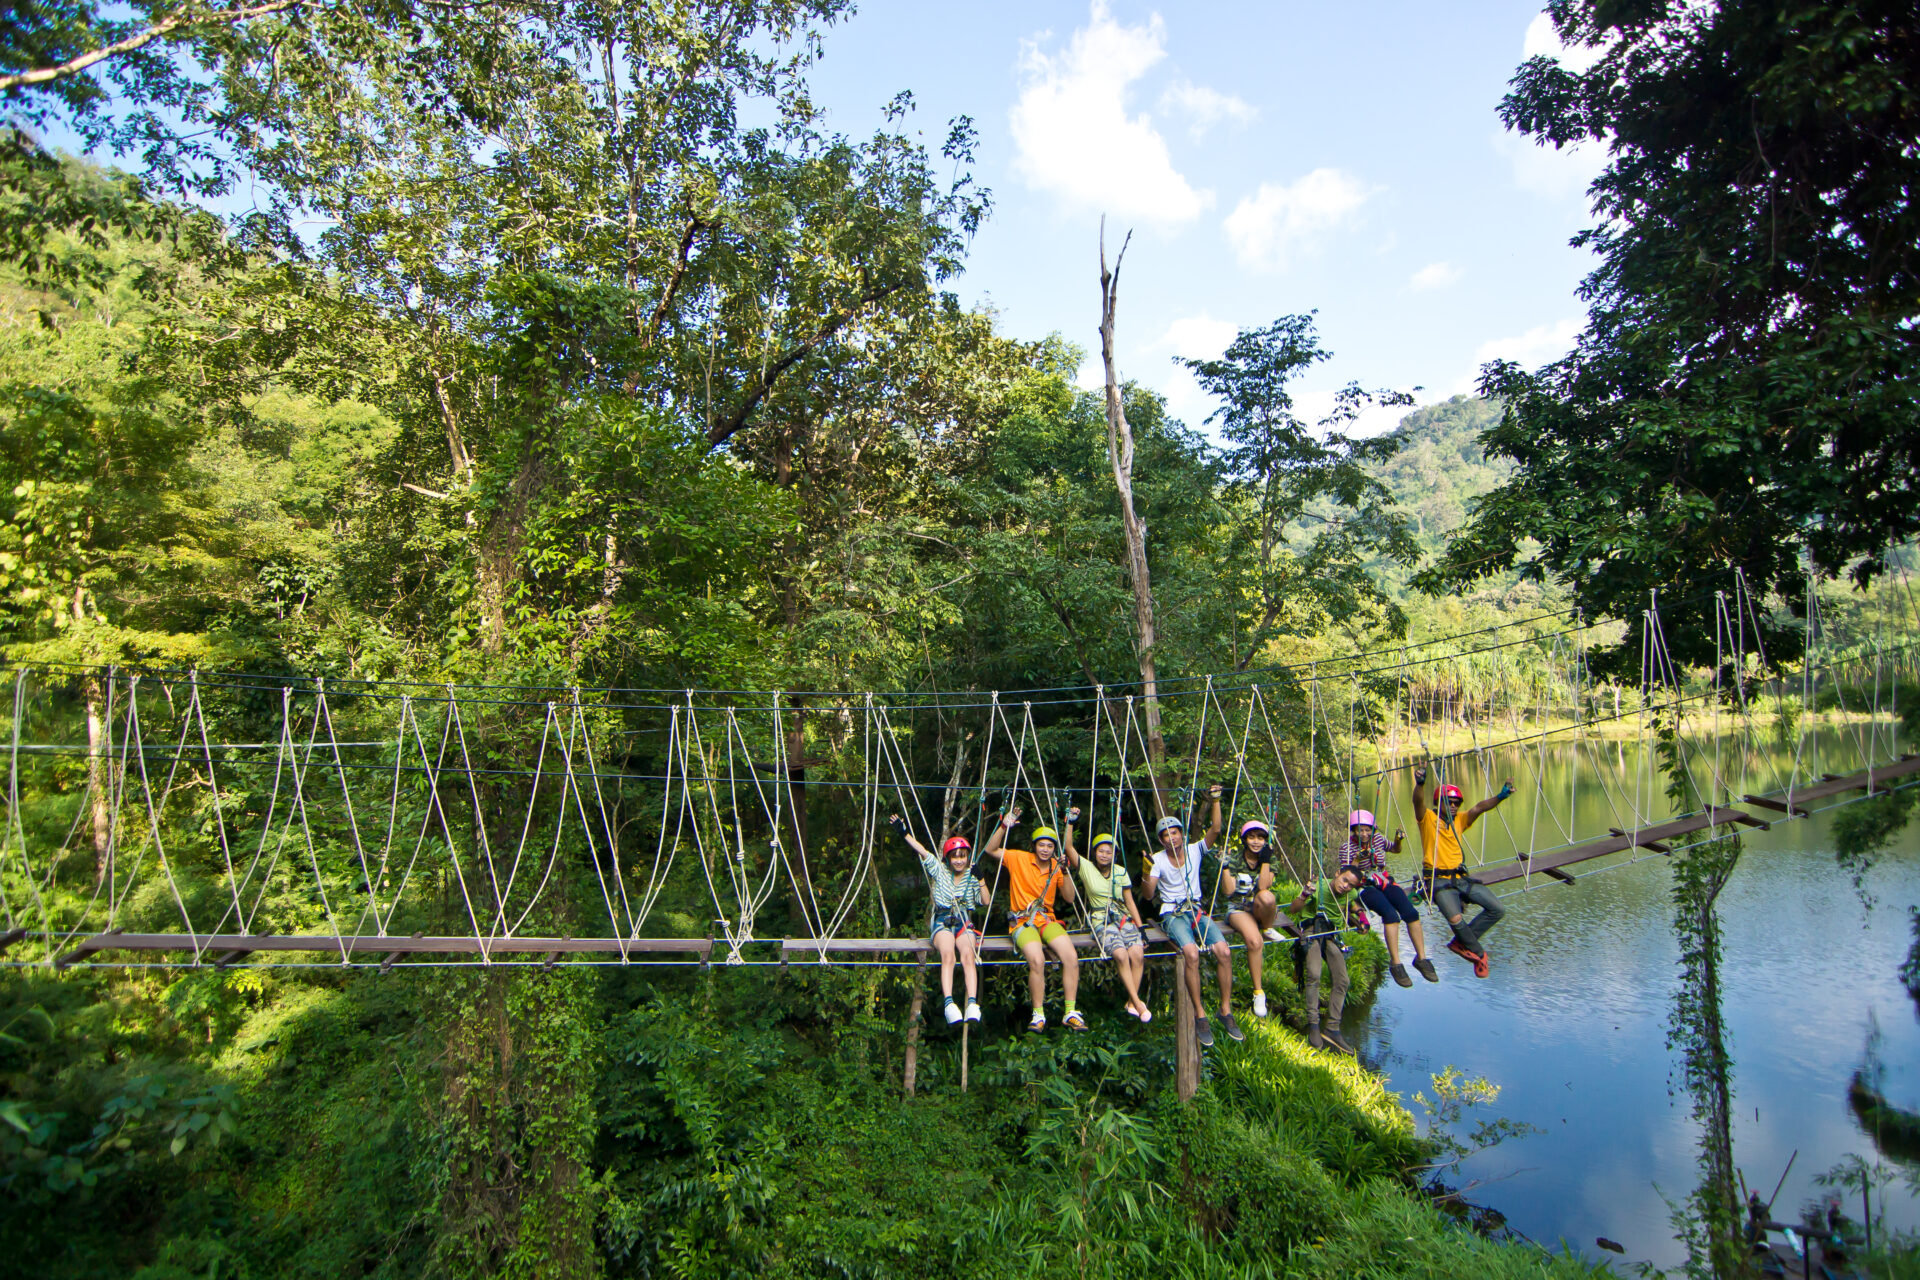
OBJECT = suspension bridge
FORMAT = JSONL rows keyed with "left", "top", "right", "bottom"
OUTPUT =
{"left": 2, "top": 586, "right": 1916, "bottom": 974}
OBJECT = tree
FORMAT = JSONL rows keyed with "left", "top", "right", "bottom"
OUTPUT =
{"left": 1097, "top": 227, "right": 1169, "bottom": 800}
{"left": 1421, "top": 0, "right": 1920, "bottom": 670}
{"left": 1180, "top": 313, "right": 1416, "bottom": 670}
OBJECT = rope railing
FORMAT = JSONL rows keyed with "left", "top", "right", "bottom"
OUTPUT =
{"left": 2, "top": 587, "right": 1915, "bottom": 970}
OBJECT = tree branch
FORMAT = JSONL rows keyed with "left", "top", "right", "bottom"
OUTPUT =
{"left": 705, "top": 284, "right": 901, "bottom": 448}
{"left": 0, "top": 0, "right": 310, "bottom": 92}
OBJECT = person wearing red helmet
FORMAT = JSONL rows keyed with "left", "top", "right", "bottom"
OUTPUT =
{"left": 1410, "top": 762, "right": 1515, "bottom": 978}
{"left": 890, "top": 814, "right": 990, "bottom": 1026}
{"left": 983, "top": 805, "right": 1082, "bottom": 1032}
{"left": 1337, "top": 809, "right": 1435, "bottom": 987}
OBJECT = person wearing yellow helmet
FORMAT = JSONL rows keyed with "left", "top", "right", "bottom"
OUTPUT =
{"left": 1063, "top": 824, "right": 1151, "bottom": 1022}
{"left": 983, "top": 805, "right": 1082, "bottom": 1031}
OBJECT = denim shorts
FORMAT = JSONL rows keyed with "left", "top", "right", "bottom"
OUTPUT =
{"left": 1162, "top": 909, "right": 1225, "bottom": 950}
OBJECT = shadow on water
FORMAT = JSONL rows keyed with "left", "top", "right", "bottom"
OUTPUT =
{"left": 1342, "top": 726, "right": 1920, "bottom": 1271}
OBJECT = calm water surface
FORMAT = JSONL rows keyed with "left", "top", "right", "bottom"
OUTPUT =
{"left": 1338, "top": 726, "right": 1920, "bottom": 1271}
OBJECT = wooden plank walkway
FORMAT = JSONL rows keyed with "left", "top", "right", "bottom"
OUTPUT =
{"left": 1473, "top": 753, "right": 1920, "bottom": 887}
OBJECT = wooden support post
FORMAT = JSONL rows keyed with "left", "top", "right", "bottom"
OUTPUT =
{"left": 1174, "top": 953, "right": 1198, "bottom": 1102}
{"left": 902, "top": 974, "right": 924, "bottom": 1098}
{"left": 960, "top": 1020, "right": 970, "bottom": 1093}
{"left": 540, "top": 951, "right": 560, "bottom": 972}
{"left": 381, "top": 932, "right": 423, "bottom": 973}
{"left": 0, "top": 928, "right": 27, "bottom": 954}
{"left": 1544, "top": 866, "right": 1577, "bottom": 884}
{"left": 53, "top": 927, "right": 122, "bottom": 969}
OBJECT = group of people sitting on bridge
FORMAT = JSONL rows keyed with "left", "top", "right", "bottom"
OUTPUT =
{"left": 892, "top": 762, "right": 1516, "bottom": 1053}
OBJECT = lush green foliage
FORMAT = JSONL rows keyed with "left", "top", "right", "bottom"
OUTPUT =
{"left": 1423, "top": 0, "right": 1920, "bottom": 673}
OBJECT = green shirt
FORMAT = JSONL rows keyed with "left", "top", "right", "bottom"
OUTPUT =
{"left": 1305, "top": 876, "right": 1356, "bottom": 934}
{"left": 1075, "top": 858, "right": 1133, "bottom": 926}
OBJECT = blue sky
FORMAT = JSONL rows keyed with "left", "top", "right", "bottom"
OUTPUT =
{"left": 804, "top": 1, "right": 1609, "bottom": 434}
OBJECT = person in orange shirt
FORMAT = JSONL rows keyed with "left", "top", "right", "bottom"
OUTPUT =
{"left": 983, "top": 805, "right": 1082, "bottom": 1032}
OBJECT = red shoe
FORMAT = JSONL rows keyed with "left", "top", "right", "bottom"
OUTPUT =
{"left": 1446, "top": 939, "right": 1485, "bottom": 969}
{"left": 1472, "top": 951, "right": 1490, "bottom": 979}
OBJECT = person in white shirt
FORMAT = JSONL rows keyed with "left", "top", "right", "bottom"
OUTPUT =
{"left": 1146, "top": 784, "right": 1239, "bottom": 1046}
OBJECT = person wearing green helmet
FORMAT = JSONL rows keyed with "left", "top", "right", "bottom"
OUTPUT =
{"left": 983, "top": 805, "right": 1083, "bottom": 1032}
{"left": 1063, "top": 823, "right": 1151, "bottom": 1022}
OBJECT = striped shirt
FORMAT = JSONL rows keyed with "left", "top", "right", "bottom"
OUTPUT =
{"left": 919, "top": 851, "right": 984, "bottom": 913}
{"left": 1336, "top": 834, "right": 1393, "bottom": 876}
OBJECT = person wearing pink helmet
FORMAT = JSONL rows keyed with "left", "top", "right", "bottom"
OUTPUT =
{"left": 1219, "top": 817, "right": 1286, "bottom": 1019}
{"left": 1410, "top": 761, "right": 1514, "bottom": 978}
{"left": 1337, "top": 809, "right": 1434, "bottom": 987}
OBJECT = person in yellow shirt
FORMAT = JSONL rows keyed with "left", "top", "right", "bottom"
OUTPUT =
{"left": 1411, "top": 762, "right": 1513, "bottom": 978}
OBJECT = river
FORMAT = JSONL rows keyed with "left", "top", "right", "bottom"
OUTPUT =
{"left": 1340, "top": 723, "right": 1920, "bottom": 1270}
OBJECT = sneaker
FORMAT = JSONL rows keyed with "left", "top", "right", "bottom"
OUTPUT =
{"left": 1390, "top": 963, "right": 1413, "bottom": 989}
{"left": 965, "top": 1000, "right": 982, "bottom": 1022}
{"left": 1413, "top": 957, "right": 1439, "bottom": 983}
{"left": 1028, "top": 1010, "right": 1047, "bottom": 1033}
{"left": 1195, "top": 1016, "right": 1215, "bottom": 1048}
{"left": 1252, "top": 990, "right": 1269, "bottom": 1018}
{"left": 943, "top": 1000, "right": 962, "bottom": 1025}
{"left": 1446, "top": 939, "right": 1483, "bottom": 967}
{"left": 1063, "top": 1010, "right": 1087, "bottom": 1031}
{"left": 1472, "top": 951, "right": 1490, "bottom": 980}
{"left": 1307, "top": 1023, "right": 1323, "bottom": 1049}
{"left": 1320, "top": 1026, "right": 1355, "bottom": 1055}
{"left": 1221, "top": 1013, "right": 1245, "bottom": 1042}
{"left": 1263, "top": 928, "right": 1286, "bottom": 943}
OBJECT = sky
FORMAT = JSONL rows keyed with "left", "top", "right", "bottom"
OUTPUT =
{"left": 800, "top": 0, "right": 1610, "bottom": 435}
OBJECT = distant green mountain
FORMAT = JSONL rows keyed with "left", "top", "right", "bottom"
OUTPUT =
{"left": 1373, "top": 395, "right": 1510, "bottom": 553}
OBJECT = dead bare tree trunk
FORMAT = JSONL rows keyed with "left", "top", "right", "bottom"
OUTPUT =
{"left": 83, "top": 675, "right": 112, "bottom": 883}
{"left": 1099, "top": 221, "right": 1168, "bottom": 817}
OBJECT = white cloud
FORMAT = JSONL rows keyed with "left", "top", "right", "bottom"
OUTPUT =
{"left": 1010, "top": 2, "right": 1212, "bottom": 226}
{"left": 1473, "top": 315, "right": 1583, "bottom": 370}
{"left": 1159, "top": 79, "right": 1257, "bottom": 139}
{"left": 1523, "top": 11, "right": 1607, "bottom": 74}
{"left": 1295, "top": 387, "right": 1418, "bottom": 440}
{"left": 1160, "top": 313, "right": 1239, "bottom": 361}
{"left": 1494, "top": 128, "right": 1605, "bottom": 200}
{"left": 1501, "top": 13, "right": 1611, "bottom": 199}
{"left": 1409, "top": 261, "right": 1463, "bottom": 291}
{"left": 1223, "top": 168, "right": 1372, "bottom": 272}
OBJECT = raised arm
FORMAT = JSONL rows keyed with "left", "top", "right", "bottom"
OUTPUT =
{"left": 888, "top": 814, "right": 933, "bottom": 862}
{"left": 1060, "top": 806, "right": 1083, "bottom": 869}
{"left": 1387, "top": 827, "right": 1405, "bottom": 854}
{"left": 981, "top": 807, "right": 1019, "bottom": 861}
{"left": 1466, "top": 779, "right": 1514, "bottom": 822}
{"left": 1411, "top": 763, "right": 1429, "bottom": 821}
{"left": 1199, "top": 783, "right": 1223, "bottom": 848}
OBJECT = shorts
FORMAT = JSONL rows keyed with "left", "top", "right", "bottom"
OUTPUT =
{"left": 929, "top": 913, "right": 977, "bottom": 947}
{"left": 1224, "top": 895, "right": 1262, "bottom": 919}
{"left": 1094, "top": 920, "right": 1144, "bottom": 955}
{"left": 1162, "top": 910, "right": 1225, "bottom": 950}
{"left": 1012, "top": 916, "right": 1069, "bottom": 949}
{"left": 1358, "top": 882, "right": 1419, "bottom": 925}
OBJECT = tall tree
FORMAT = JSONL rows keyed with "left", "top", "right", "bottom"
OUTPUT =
{"left": 1181, "top": 313, "right": 1415, "bottom": 670}
{"left": 1421, "top": 0, "right": 1920, "bottom": 670}
{"left": 1098, "top": 226, "right": 1166, "bottom": 799}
